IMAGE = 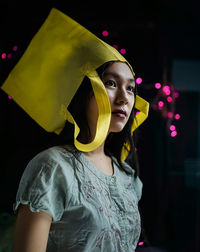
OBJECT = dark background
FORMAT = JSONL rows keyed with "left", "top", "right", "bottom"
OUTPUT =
{"left": 0, "top": 0, "right": 200, "bottom": 251}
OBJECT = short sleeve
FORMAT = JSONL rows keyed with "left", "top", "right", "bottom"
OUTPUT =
{"left": 13, "top": 149, "right": 69, "bottom": 222}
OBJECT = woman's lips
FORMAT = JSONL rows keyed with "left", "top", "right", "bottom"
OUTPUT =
{"left": 112, "top": 110, "right": 127, "bottom": 118}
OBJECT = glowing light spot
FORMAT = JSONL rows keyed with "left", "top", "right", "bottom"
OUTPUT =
{"left": 171, "top": 130, "right": 177, "bottom": 137}
{"left": 8, "top": 96, "right": 12, "bottom": 100}
{"left": 7, "top": 53, "right": 12, "bottom": 59}
{"left": 167, "top": 96, "right": 173, "bottom": 103}
{"left": 138, "top": 241, "right": 144, "bottom": 246}
{"left": 1, "top": 53, "right": 6, "bottom": 59}
{"left": 134, "top": 147, "right": 138, "bottom": 152}
{"left": 136, "top": 77, "right": 142, "bottom": 85}
{"left": 13, "top": 45, "right": 18, "bottom": 51}
{"left": 174, "top": 91, "right": 179, "bottom": 98}
{"left": 162, "top": 85, "right": 171, "bottom": 95}
{"left": 136, "top": 111, "right": 140, "bottom": 115}
{"left": 168, "top": 112, "right": 173, "bottom": 118}
{"left": 120, "top": 48, "right": 126, "bottom": 54}
{"left": 158, "top": 100, "right": 164, "bottom": 109}
{"left": 113, "top": 44, "right": 119, "bottom": 50}
{"left": 174, "top": 113, "right": 180, "bottom": 120}
{"left": 102, "top": 30, "right": 109, "bottom": 37}
{"left": 155, "top": 82, "right": 161, "bottom": 89}
{"left": 170, "top": 125, "right": 176, "bottom": 131}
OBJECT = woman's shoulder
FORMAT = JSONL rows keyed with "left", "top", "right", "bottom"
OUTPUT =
{"left": 23, "top": 145, "right": 78, "bottom": 177}
{"left": 29, "top": 145, "right": 76, "bottom": 165}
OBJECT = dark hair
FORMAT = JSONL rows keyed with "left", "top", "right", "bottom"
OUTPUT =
{"left": 59, "top": 61, "right": 140, "bottom": 177}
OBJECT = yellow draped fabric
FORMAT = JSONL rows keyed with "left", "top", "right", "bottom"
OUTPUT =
{"left": 1, "top": 8, "right": 149, "bottom": 161}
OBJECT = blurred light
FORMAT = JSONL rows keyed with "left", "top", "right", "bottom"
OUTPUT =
{"left": 168, "top": 112, "right": 173, "bottom": 118}
{"left": 174, "top": 113, "right": 180, "bottom": 120}
{"left": 170, "top": 125, "right": 176, "bottom": 131}
{"left": 155, "top": 82, "right": 161, "bottom": 89}
{"left": 1, "top": 53, "right": 6, "bottom": 59}
{"left": 167, "top": 96, "right": 173, "bottom": 103}
{"left": 136, "top": 77, "right": 142, "bottom": 85}
{"left": 113, "top": 44, "right": 119, "bottom": 50}
{"left": 162, "top": 85, "right": 171, "bottom": 95}
{"left": 134, "top": 147, "right": 138, "bottom": 152}
{"left": 8, "top": 96, "right": 12, "bottom": 100}
{"left": 138, "top": 241, "right": 144, "bottom": 246}
{"left": 13, "top": 45, "right": 18, "bottom": 51}
{"left": 174, "top": 91, "right": 179, "bottom": 98}
{"left": 102, "top": 30, "right": 109, "bottom": 37}
{"left": 7, "top": 53, "right": 12, "bottom": 59}
{"left": 158, "top": 100, "right": 164, "bottom": 109}
{"left": 171, "top": 130, "right": 177, "bottom": 137}
{"left": 120, "top": 48, "right": 126, "bottom": 54}
{"left": 136, "top": 111, "right": 140, "bottom": 115}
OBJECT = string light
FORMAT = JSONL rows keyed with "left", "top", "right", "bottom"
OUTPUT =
{"left": 169, "top": 125, "right": 176, "bottom": 131}
{"left": 167, "top": 96, "right": 173, "bottom": 103}
{"left": 138, "top": 241, "right": 144, "bottom": 246}
{"left": 162, "top": 85, "right": 171, "bottom": 95}
{"left": 13, "top": 45, "right": 18, "bottom": 51}
{"left": 113, "top": 44, "right": 119, "bottom": 50}
{"left": 171, "top": 130, "right": 177, "bottom": 137}
{"left": 136, "top": 77, "right": 143, "bottom": 85}
{"left": 158, "top": 100, "right": 164, "bottom": 109}
{"left": 120, "top": 48, "right": 126, "bottom": 54}
{"left": 167, "top": 112, "right": 173, "bottom": 118}
{"left": 102, "top": 30, "right": 109, "bottom": 37}
{"left": 174, "top": 113, "right": 180, "bottom": 120}
{"left": 155, "top": 82, "right": 161, "bottom": 89}
{"left": 1, "top": 53, "right": 6, "bottom": 59}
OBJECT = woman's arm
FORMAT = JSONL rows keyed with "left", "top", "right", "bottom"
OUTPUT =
{"left": 13, "top": 204, "right": 52, "bottom": 252}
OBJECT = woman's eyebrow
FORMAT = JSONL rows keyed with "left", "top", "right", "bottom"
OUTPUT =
{"left": 103, "top": 71, "right": 135, "bottom": 84}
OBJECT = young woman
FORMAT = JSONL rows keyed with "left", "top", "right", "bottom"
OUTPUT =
{"left": 13, "top": 60, "right": 145, "bottom": 252}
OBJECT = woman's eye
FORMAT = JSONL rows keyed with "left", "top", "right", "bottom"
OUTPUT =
{"left": 104, "top": 80, "right": 116, "bottom": 87}
{"left": 127, "top": 85, "right": 135, "bottom": 93}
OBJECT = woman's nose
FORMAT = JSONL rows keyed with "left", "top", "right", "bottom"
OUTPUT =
{"left": 115, "top": 89, "right": 129, "bottom": 104}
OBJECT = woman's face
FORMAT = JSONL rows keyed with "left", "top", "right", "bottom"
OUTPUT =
{"left": 86, "top": 61, "right": 135, "bottom": 138}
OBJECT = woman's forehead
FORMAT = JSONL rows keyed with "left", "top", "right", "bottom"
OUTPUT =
{"left": 104, "top": 62, "right": 135, "bottom": 81}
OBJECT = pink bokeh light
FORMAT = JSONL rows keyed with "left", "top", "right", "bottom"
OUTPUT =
{"left": 8, "top": 96, "right": 12, "bottom": 100}
{"left": 168, "top": 112, "right": 173, "bottom": 118}
{"left": 171, "top": 130, "right": 177, "bottom": 137}
{"left": 167, "top": 96, "right": 173, "bottom": 103}
{"left": 120, "top": 48, "right": 126, "bottom": 54}
{"left": 158, "top": 100, "right": 164, "bottom": 109}
{"left": 169, "top": 125, "right": 176, "bottom": 131}
{"left": 136, "top": 77, "right": 142, "bottom": 85}
{"left": 13, "top": 45, "right": 18, "bottom": 51}
{"left": 1, "top": 53, "right": 6, "bottom": 59}
{"left": 102, "top": 30, "right": 109, "bottom": 37}
{"left": 174, "top": 91, "right": 179, "bottom": 98}
{"left": 162, "top": 85, "right": 171, "bottom": 95}
{"left": 155, "top": 82, "right": 161, "bottom": 89}
{"left": 113, "top": 44, "right": 119, "bottom": 50}
{"left": 7, "top": 53, "right": 12, "bottom": 59}
{"left": 138, "top": 241, "right": 144, "bottom": 246}
{"left": 174, "top": 113, "right": 181, "bottom": 120}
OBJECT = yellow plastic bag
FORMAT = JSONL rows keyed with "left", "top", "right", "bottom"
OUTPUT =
{"left": 1, "top": 8, "right": 149, "bottom": 160}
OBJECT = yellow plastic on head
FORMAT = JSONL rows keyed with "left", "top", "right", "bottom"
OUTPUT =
{"left": 1, "top": 8, "right": 149, "bottom": 160}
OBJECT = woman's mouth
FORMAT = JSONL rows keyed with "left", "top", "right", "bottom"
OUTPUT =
{"left": 112, "top": 109, "right": 127, "bottom": 119}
